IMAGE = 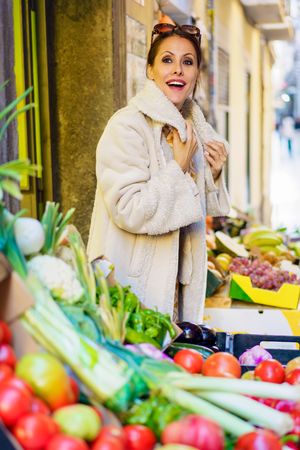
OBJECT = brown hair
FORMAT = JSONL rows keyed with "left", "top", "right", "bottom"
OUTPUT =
{"left": 147, "top": 29, "right": 202, "bottom": 69}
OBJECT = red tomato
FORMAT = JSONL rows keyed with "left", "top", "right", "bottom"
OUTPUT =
{"left": 0, "top": 363, "right": 14, "bottom": 385}
{"left": 250, "top": 397, "right": 277, "bottom": 408}
{"left": 286, "top": 368, "right": 300, "bottom": 385}
{"left": 2, "top": 376, "right": 33, "bottom": 396}
{"left": 13, "top": 412, "right": 59, "bottom": 449}
{"left": 161, "top": 414, "right": 224, "bottom": 450}
{"left": 234, "top": 429, "right": 282, "bottom": 450}
{"left": 69, "top": 376, "right": 80, "bottom": 402}
{"left": 30, "top": 396, "right": 51, "bottom": 415}
{"left": 202, "top": 352, "right": 241, "bottom": 378}
{"left": 274, "top": 399, "right": 300, "bottom": 413}
{"left": 0, "top": 344, "right": 16, "bottom": 368}
{"left": 91, "top": 436, "right": 125, "bottom": 450}
{"left": 46, "top": 434, "right": 89, "bottom": 450}
{"left": 254, "top": 359, "right": 285, "bottom": 384}
{"left": 123, "top": 424, "right": 156, "bottom": 450}
{"left": 96, "top": 425, "right": 125, "bottom": 443}
{"left": 173, "top": 349, "right": 203, "bottom": 373}
{"left": 0, "top": 385, "right": 32, "bottom": 426}
{"left": 0, "top": 321, "right": 12, "bottom": 344}
{"left": 290, "top": 410, "right": 300, "bottom": 436}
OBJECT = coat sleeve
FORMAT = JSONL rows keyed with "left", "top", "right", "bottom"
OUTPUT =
{"left": 196, "top": 111, "right": 231, "bottom": 217}
{"left": 97, "top": 112, "right": 203, "bottom": 235}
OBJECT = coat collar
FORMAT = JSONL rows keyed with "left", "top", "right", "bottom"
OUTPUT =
{"left": 129, "top": 79, "right": 196, "bottom": 142}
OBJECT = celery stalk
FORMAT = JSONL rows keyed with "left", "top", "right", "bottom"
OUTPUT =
{"left": 161, "top": 385, "right": 254, "bottom": 437}
{"left": 198, "top": 391, "right": 293, "bottom": 436}
{"left": 167, "top": 373, "right": 300, "bottom": 401}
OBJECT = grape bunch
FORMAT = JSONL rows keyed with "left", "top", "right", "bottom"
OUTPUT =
{"left": 229, "top": 257, "right": 300, "bottom": 291}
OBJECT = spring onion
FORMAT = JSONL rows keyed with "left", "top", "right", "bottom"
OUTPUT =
{"left": 166, "top": 372, "right": 300, "bottom": 401}
{"left": 198, "top": 391, "right": 293, "bottom": 435}
{"left": 161, "top": 385, "right": 255, "bottom": 437}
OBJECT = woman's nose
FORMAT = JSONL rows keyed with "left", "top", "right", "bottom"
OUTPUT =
{"left": 173, "top": 64, "right": 183, "bottom": 75}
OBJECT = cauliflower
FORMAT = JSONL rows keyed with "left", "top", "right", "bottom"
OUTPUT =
{"left": 28, "top": 255, "right": 83, "bottom": 303}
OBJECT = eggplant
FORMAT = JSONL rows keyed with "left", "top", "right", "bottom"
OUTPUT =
{"left": 175, "top": 322, "right": 204, "bottom": 345}
{"left": 197, "top": 324, "right": 217, "bottom": 346}
{"left": 176, "top": 322, "right": 217, "bottom": 347}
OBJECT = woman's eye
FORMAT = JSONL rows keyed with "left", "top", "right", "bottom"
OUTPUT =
{"left": 162, "top": 57, "right": 172, "bottom": 63}
{"left": 184, "top": 59, "right": 193, "bottom": 65}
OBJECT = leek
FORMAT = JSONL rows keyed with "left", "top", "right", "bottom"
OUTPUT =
{"left": 41, "top": 202, "right": 75, "bottom": 255}
{"left": 161, "top": 385, "right": 254, "bottom": 437}
{"left": 166, "top": 372, "right": 300, "bottom": 401}
{"left": 198, "top": 391, "right": 293, "bottom": 436}
{"left": 22, "top": 272, "right": 137, "bottom": 412}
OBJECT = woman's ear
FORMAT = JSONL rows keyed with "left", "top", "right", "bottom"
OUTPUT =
{"left": 147, "top": 65, "right": 154, "bottom": 80}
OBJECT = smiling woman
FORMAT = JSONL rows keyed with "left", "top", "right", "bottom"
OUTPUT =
{"left": 87, "top": 24, "right": 231, "bottom": 323}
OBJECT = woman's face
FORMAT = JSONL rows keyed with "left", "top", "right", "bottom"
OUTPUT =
{"left": 147, "top": 35, "right": 199, "bottom": 110}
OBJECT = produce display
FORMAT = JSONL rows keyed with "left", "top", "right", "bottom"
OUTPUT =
{"left": 0, "top": 159, "right": 300, "bottom": 449}
{"left": 229, "top": 257, "right": 300, "bottom": 291}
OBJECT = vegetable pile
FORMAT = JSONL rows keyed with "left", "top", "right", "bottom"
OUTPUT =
{"left": 0, "top": 158, "right": 300, "bottom": 449}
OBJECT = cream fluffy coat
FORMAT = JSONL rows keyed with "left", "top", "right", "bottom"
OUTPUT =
{"left": 87, "top": 80, "right": 230, "bottom": 321}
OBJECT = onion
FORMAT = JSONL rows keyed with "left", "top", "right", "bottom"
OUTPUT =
{"left": 125, "top": 344, "right": 173, "bottom": 361}
{"left": 238, "top": 345, "right": 273, "bottom": 366}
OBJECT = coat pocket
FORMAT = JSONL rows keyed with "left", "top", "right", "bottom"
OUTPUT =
{"left": 129, "top": 234, "right": 156, "bottom": 278}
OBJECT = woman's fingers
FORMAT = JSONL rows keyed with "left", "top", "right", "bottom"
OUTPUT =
{"left": 204, "top": 140, "right": 227, "bottom": 160}
{"left": 204, "top": 140, "right": 228, "bottom": 180}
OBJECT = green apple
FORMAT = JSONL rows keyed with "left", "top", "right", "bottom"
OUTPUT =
{"left": 53, "top": 404, "right": 101, "bottom": 441}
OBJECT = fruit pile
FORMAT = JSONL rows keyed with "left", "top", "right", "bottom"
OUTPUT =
{"left": 243, "top": 227, "right": 285, "bottom": 255}
{"left": 229, "top": 257, "right": 300, "bottom": 291}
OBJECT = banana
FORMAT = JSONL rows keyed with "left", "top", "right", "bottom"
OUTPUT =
{"left": 247, "top": 232, "right": 283, "bottom": 248}
{"left": 243, "top": 227, "right": 273, "bottom": 246}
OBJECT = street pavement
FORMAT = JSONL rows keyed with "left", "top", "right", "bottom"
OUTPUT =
{"left": 270, "top": 130, "right": 300, "bottom": 232}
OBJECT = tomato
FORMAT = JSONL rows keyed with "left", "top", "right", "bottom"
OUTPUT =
{"left": 254, "top": 359, "right": 285, "bottom": 384}
{"left": 290, "top": 410, "right": 300, "bottom": 436}
{"left": 286, "top": 368, "right": 300, "bottom": 385}
{"left": 0, "top": 385, "right": 32, "bottom": 426}
{"left": 123, "top": 424, "right": 156, "bottom": 450}
{"left": 202, "top": 352, "right": 241, "bottom": 378}
{"left": 0, "top": 363, "right": 13, "bottom": 385}
{"left": 16, "top": 353, "right": 75, "bottom": 410}
{"left": 285, "top": 356, "right": 300, "bottom": 375}
{"left": 0, "top": 321, "right": 12, "bottom": 344}
{"left": 273, "top": 399, "right": 300, "bottom": 413}
{"left": 46, "top": 434, "right": 90, "bottom": 450}
{"left": 161, "top": 414, "right": 224, "bottom": 450}
{"left": 250, "top": 397, "right": 277, "bottom": 408}
{"left": 234, "top": 429, "right": 282, "bottom": 450}
{"left": 91, "top": 436, "right": 125, "bottom": 450}
{"left": 30, "top": 396, "right": 51, "bottom": 415}
{"left": 2, "top": 376, "right": 33, "bottom": 396}
{"left": 13, "top": 412, "right": 59, "bottom": 449}
{"left": 173, "top": 349, "right": 203, "bottom": 373}
{"left": 69, "top": 376, "right": 80, "bottom": 402}
{"left": 96, "top": 425, "right": 125, "bottom": 443}
{"left": 0, "top": 344, "right": 17, "bottom": 368}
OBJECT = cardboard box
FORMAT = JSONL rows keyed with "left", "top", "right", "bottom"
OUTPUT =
{"left": 0, "top": 253, "right": 38, "bottom": 358}
{"left": 230, "top": 273, "right": 300, "bottom": 309}
{"left": 204, "top": 305, "right": 300, "bottom": 335}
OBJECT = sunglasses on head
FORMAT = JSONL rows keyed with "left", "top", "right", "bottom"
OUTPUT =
{"left": 151, "top": 23, "right": 201, "bottom": 45}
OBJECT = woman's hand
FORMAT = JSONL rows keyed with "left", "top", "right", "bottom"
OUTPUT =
{"left": 204, "top": 140, "right": 228, "bottom": 181}
{"left": 170, "top": 121, "right": 198, "bottom": 174}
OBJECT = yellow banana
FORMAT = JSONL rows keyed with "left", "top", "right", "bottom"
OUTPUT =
{"left": 243, "top": 227, "right": 273, "bottom": 246}
{"left": 247, "top": 233, "right": 283, "bottom": 248}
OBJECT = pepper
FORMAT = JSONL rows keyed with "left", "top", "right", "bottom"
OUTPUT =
{"left": 125, "top": 327, "right": 161, "bottom": 349}
{"left": 129, "top": 312, "right": 145, "bottom": 333}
